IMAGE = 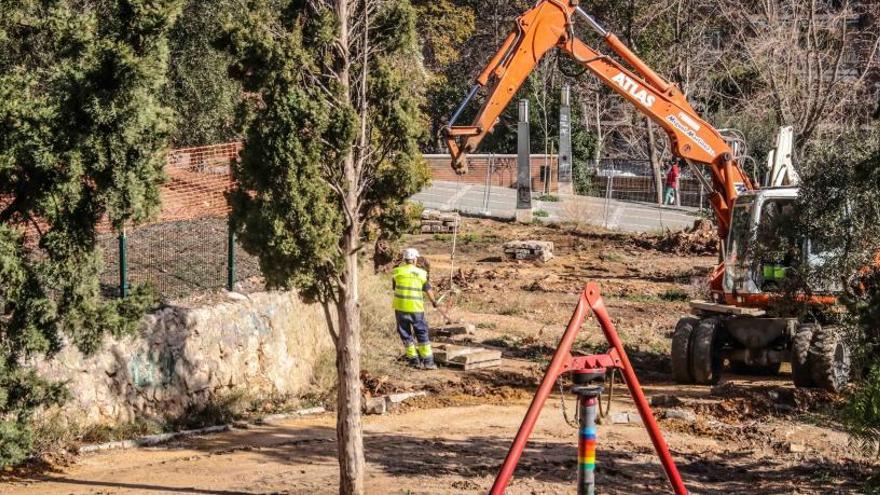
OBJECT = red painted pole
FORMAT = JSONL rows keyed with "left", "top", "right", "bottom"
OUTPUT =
{"left": 489, "top": 291, "right": 591, "bottom": 495}
{"left": 583, "top": 282, "right": 689, "bottom": 495}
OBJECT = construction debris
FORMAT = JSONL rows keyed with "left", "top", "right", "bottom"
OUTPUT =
{"left": 610, "top": 411, "right": 643, "bottom": 425}
{"left": 434, "top": 344, "right": 502, "bottom": 370}
{"left": 650, "top": 394, "right": 682, "bottom": 407}
{"left": 420, "top": 209, "right": 460, "bottom": 234}
{"left": 635, "top": 218, "right": 717, "bottom": 255}
{"left": 433, "top": 323, "right": 476, "bottom": 337}
{"left": 363, "top": 391, "right": 429, "bottom": 415}
{"left": 372, "top": 239, "right": 397, "bottom": 272}
{"left": 503, "top": 240, "right": 554, "bottom": 262}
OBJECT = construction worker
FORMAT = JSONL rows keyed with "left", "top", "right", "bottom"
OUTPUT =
{"left": 392, "top": 248, "right": 440, "bottom": 370}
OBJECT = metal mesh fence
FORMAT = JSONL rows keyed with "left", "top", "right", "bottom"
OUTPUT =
{"left": 99, "top": 217, "right": 261, "bottom": 300}
{"left": 5, "top": 140, "right": 262, "bottom": 300}
{"left": 93, "top": 141, "right": 263, "bottom": 300}
{"left": 424, "top": 154, "right": 559, "bottom": 193}
{"left": 580, "top": 158, "right": 711, "bottom": 209}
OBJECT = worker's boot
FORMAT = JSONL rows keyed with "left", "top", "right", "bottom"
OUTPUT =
{"left": 405, "top": 344, "right": 420, "bottom": 368}
{"left": 417, "top": 343, "right": 437, "bottom": 370}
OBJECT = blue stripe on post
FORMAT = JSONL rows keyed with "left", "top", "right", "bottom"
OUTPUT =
{"left": 580, "top": 427, "right": 597, "bottom": 437}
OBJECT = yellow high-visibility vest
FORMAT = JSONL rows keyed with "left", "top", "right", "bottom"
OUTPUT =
{"left": 392, "top": 264, "right": 428, "bottom": 313}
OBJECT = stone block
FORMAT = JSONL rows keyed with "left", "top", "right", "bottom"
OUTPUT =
{"left": 433, "top": 324, "right": 476, "bottom": 336}
{"left": 663, "top": 409, "right": 696, "bottom": 423}
{"left": 786, "top": 442, "right": 807, "bottom": 453}
{"left": 420, "top": 210, "right": 459, "bottom": 234}
{"left": 364, "top": 397, "right": 387, "bottom": 415}
{"left": 503, "top": 240, "right": 554, "bottom": 262}
{"left": 611, "top": 412, "right": 631, "bottom": 424}
{"left": 387, "top": 391, "right": 428, "bottom": 404}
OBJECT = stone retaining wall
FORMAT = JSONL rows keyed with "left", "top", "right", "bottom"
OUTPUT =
{"left": 31, "top": 291, "right": 332, "bottom": 425}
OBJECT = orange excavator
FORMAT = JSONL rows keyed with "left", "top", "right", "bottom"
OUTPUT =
{"left": 443, "top": 0, "right": 851, "bottom": 391}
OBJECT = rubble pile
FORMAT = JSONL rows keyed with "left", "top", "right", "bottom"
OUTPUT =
{"left": 635, "top": 218, "right": 717, "bottom": 255}
{"left": 434, "top": 267, "right": 476, "bottom": 292}
{"left": 503, "top": 240, "right": 554, "bottom": 262}
{"left": 420, "top": 209, "right": 460, "bottom": 234}
{"left": 372, "top": 239, "right": 397, "bottom": 272}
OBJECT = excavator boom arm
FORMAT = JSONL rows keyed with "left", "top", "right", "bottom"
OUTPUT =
{"left": 442, "top": 0, "right": 754, "bottom": 239}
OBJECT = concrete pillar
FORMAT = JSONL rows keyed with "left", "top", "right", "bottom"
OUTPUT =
{"left": 558, "top": 85, "right": 573, "bottom": 195}
{"left": 516, "top": 99, "right": 533, "bottom": 223}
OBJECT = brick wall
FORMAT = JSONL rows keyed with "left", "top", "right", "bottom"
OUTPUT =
{"left": 425, "top": 154, "right": 559, "bottom": 193}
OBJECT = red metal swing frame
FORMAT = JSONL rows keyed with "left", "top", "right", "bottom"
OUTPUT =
{"left": 489, "top": 282, "right": 688, "bottom": 494}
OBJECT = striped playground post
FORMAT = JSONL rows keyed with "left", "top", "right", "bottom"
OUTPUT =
{"left": 573, "top": 385, "right": 604, "bottom": 495}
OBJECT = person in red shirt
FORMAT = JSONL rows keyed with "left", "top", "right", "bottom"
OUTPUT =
{"left": 663, "top": 159, "right": 680, "bottom": 205}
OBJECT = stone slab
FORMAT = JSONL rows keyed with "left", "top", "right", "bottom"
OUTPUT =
{"left": 433, "top": 324, "right": 476, "bottom": 337}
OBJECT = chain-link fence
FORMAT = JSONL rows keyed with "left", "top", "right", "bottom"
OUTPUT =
{"left": 98, "top": 217, "right": 261, "bottom": 299}
{"left": 424, "top": 153, "right": 559, "bottom": 193}
{"left": 97, "top": 142, "right": 262, "bottom": 300}
{"left": 578, "top": 158, "right": 711, "bottom": 209}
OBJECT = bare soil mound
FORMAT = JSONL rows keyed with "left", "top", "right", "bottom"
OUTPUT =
{"left": 636, "top": 218, "right": 718, "bottom": 255}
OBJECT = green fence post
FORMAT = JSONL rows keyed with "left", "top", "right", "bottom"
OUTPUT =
{"left": 118, "top": 229, "right": 128, "bottom": 298}
{"left": 227, "top": 216, "right": 235, "bottom": 291}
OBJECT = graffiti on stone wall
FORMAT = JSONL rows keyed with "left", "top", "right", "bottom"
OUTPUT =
{"left": 128, "top": 349, "right": 175, "bottom": 389}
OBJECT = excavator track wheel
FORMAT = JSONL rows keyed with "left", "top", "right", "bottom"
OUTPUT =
{"left": 690, "top": 317, "right": 724, "bottom": 385}
{"left": 671, "top": 317, "right": 698, "bottom": 384}
{"left": 791, "top": 324, "right": 816, "bottom": 388}
{"left": 808, "top": 325, "right": 851, "bottom": 393}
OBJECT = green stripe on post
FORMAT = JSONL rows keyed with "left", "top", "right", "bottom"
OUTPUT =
{"left": 118, "top": 229, "right": 128, "bottom": 298}
{"left": 227, "top": 216, "right": 236, "bottom": 291}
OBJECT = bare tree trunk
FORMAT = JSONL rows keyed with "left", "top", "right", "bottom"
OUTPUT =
{"left": 336, "top": 222, "right": 364, "bottom": 495}
{"left": 335, "top": 0, "right": 365, "bottom": 493}
{"left": 646, "top": 117, "right": 663, "bottom": 204}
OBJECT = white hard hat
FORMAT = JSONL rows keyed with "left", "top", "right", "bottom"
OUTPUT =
{"left": 403, "top": 248, "right": 420, "bottom": 261}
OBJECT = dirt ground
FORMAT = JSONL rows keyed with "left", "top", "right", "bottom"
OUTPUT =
{"left": 3, "top": 218, "right": 877, "bottom": 494}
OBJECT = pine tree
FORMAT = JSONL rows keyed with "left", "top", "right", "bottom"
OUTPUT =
{"left": 0, "top": 0, "right": 181, "bottom": 466}
{"left": 222, "top": 1, "right": 428, "bottom": 492}
{"left": 166, "top": 0, "right": 245, "bottom": 147}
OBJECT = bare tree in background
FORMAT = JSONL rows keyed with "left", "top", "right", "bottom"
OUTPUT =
{"left": 720, "top": 0, "right": 880, "bottom": 153}
{"left": 577, "top": 84, "right": 620, "bottom": 167}
{"left": 528, "top": 56, "right": 553, "bottom": 193}
{"left": 577, "top": 0, "right": 718, "bottom": 202}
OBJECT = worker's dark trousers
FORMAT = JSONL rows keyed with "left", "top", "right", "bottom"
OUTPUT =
{"left": 395, "top": 311, "right": 433, "bottom": 364}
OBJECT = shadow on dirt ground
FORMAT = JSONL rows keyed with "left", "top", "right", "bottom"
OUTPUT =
{"left": 11, "top": 422, "right": 867, "bottom": 494}
{"left": 10, "top": 478, "right": 255, "bottom": 495}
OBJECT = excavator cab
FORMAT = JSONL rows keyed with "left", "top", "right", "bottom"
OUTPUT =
{"left": 723, "top": 188, "right": 801, "bottom": 296}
